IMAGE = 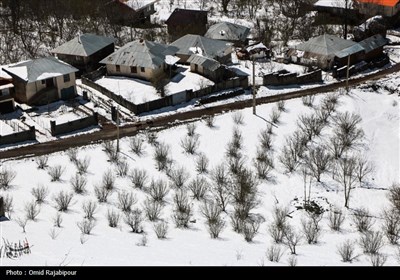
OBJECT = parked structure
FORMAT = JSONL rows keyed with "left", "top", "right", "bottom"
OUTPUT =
{"left": 165, "top": 9, "right": 208, "bottom": 41}
{"left": 170, "top": 34, "right": 233, "bottom": 64}
{"left": 100, "top": 39, "right": 178, "bottom": 81}
{"left": 51, "top": 34, "right": 115, "bottom": 74}
{"left": 106, "top": 0, "right": 159, "bottom": 26}
{"left": 205, "top": 22, "right": 250, "bottom": 46}
{"left": 2, "top": 57, "right": 78, "bottom": 105}
{"left": 355, "top": 0, "right": 400, "bottom": 17}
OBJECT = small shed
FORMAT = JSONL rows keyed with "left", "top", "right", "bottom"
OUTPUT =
{"left": 165, "top": 9, "right": 208, "bottom": 41}
{"left": 187, "top": 54, "right": 225, "bottom": 82}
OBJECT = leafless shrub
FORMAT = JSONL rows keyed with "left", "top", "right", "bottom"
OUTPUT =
{"left": 48, "top": 227, "right": 61, "bottom": 240}
{"left": 388, "top": 183, "right": 400, "bottom": 212}
{"left": 352, "top": 207, "right": 374, "bottom": 233}
{"left": 270, "top": 108, "right": 281, "bottom": 124}
{"left": 277, "top": 100, "right": 286, "bottom": 112}
{"left": 195, "top": 153, "right": 209, "bottom": 174}
{"left": 129, "top": 136, "right": 145, "bottom": 156}
{"left": 369, "top": 253, "right": 387, "bottom": 266}
{"left": 115, "top": 160, "right": 129, "bottom": 177}
{"left": 337, "top": 240, "right": 358, "bottom": 262}
{"left": 145, "top": 130, "right": 158, "bottom": 147}
{"left": 258, "top": 129, "right": 273, "bottom": 151}
{"left": 186, "top": 123, "right": 197, "bottom": 137}
{"left": 297, "top": 113, "right": 324, "bottom": 141}
{"left": 188, "top": 176, "right": 209, "bottom": 200}
{"left": 302, "top": 95, "right": 315, "bottom": 107}
{"left": 24, "top": 200, "right": 40, "bottom": 221}
{"left": 201, "top": 200, "right": 225, "bottom": 238}
{"left": 169, "top": 166, "right": 190, "bottom": 189}
{"left": 82, "top": 200, "right": 98, "bottom": 220}
{"left": 279, "top": 133, "right": 307, "bottom": 173}
{"left": 287, "top": 255, "right": 297, "bottom": 267}
{"left": 2, "top": 194, "right": 13, "bottom": 218}
{"left": 117, "top": 191, "right": 137, "bottom": 213}
{"left": 266, "top": 245, "right": 284, "bottom": 262}
{"left": 130, "top": 168, "right": 148, "bottom": 190}
{"left": 70, "top": 174, "right": 87, "bottom": 194}
{"left": 15, "top": 216, "right": 28, "bottom": 233}
{"left": 210, "top": 164, "right": 231, "bottom": 212}
{"left": 144, "top": 199, "right": 163, "bottom": 221}
{"left": 205, "top": 115, "right": 215, "bottom": 127}
{"left": 269, "top": 206, "right": 290, "bottom": 243}
{"left": 53, "top": 212, "right": 63, "bottom": 228}
{"left": 181, "top": 135, "right": 200, "bottom": 154}
{"left": 243, "top": 219, "right": 261, "bottom": 242}
{"left": 232, "top": 111, "right": 244, "bottom": 125}
{"left": 304, "top": 145, "right": 332, "bottom": 182}
{"left": 228, "top": 156, "right": 246, "bottom": 176}
{"left": 102, "top": 140, "right": 116, "bottom": 157}
{"left": 266, "top": 123, "right": 273, "bottom": 135}
{"left": 355, "top": 155, "right": 374, "bottom": 187}
{"left": 172, "top": 190, "right": 193, "bottom": 228}
{"left": 35, "top": 155, "right": 49, "bottom": 169}
{"left": 0, "top": 168, "right": 16, "bottom": 189}
{"left": 66, "top": 148, "right": 78, "bottom": 163}
{"left": 301, "top": 212, "right": 323, "bottom": 244}
{"left": 382, "top": 209, "right": 400, "bottom": 244}
{"left": 283, "top": 225, "right": 302, "bottom": 255}
{"left": 359, "top": 231, "right": 385, "bottom": 254}
{"left": 75, "top": 156, "right": 90, "bottom": 175}
{"left": 335, "top": 156, "right": 359, "bottom": 208}
{"left": 53, "top": 191, "right": 74, "bottom": 212}
{"left": 106, "top": 208, "right": 121, "bottom": 228}
{"left": 31, "top": 184, "right": 49, "bottom": 204}
{"left": 94, "top": 185, "right": 111, "bottom": 203}
{"left": 102, "top": 169, "right": 115, "bottom": 191}
{"left": 153, "top": 142, "right": 172, "bottom": 171}
{"left": 147, "top": 179, "right": 169, "bottom": 203}
{"left": 153, "top": 221, "right": 168, "bottom": 239}
{"left": 77, "top": 218, "right": 96, "bottom": 235}
{"left": 125, "top": 208, "right": 144, "bottom": 233}
{"left": 48, "top": 165, "right": 65, "bottom": 182}
{"left": 333, "top": 112, "right": 364, "bottom": 152}
{"left": 254, "top": 159, "right": 274, "bottom": 180}
{"left": 329, "top": 208, "right": 345, "bottom": 231}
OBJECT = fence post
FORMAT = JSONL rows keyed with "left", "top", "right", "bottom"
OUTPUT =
{"left": 50, "top": 121, "right": 56, "bottom": 136}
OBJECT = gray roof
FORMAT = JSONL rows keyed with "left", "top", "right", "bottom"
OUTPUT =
{"left": 51, "top": 34, "right": 115, "bottom": 57}
{"left": 205, "top": 22, "right": 250, "bottom": 42}
{"left": 358, "top": 34, "right": 388, "bottom": 54}
{"left": 295, "top": 34, "right": 357, "bottom": 56}
{"left": 170, "top": 34, "right": 232, "bottom": 59}
{"left": 100, "top": 39, "right": 176, "bottom": 69}
{"left": 335, "top": 43, "right": 365, "bottom": 58}
{"left": 187, "top": 54, "right": 220, "bottom": 71}
{"left": 3, "top": 57, "right": 78, "bottom": 83}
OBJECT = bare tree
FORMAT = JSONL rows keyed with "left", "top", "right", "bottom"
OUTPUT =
{"left": 31, "top": 184, "right": 49, "bottom": 204}
{"left": 269, "top": 206, "right": 290, "bottom": 243}
{"left": 304, "top": 145, "right": 332, "bottom": 182}
{"left": 201, "top": 199, "right": 225, "bottom": 238}
{"left": 283, "top": 225, "right": 302, "bottom": 255}
{"left": 195, "top": 153, "right": 209, "bottom": 174}
{"left": 53, "top": 191, "right": 74, "bottom": 212}
{"left": 333, "top": 112, "right": 364, "bottom": 152}
{"left": 82, "top": 200, "right": 98, "bottom": 220}
{"left": 355, "top": 155, "right": 374, "bottom": 187}
{"left": 382, "top": 209, "right": 400, "bottom": 245}
{"left": 24, "top": 200, "right": 40, "bottom": 221}
{"left": 301, "top": 212, "right": 323, "bottom": 244}
{"left": 337, "top": 239, "right": 358, "bottom": 262}
{"left": 334, "top": 156, "right": 358, "bottom": 208}
{"left": 388, "top": 183, "right": 400, "bottom": 212}
{"left": 297, "top": 114, "right": 324, "bottom": 142}
{"left": 352, "top": 207, "right": 374, "bottom": 232}
{"left": 147, "top": 179, "right": 169, "bottom": 203}
{"left": 15, "top": 216, "right": 28, "bottom": 233}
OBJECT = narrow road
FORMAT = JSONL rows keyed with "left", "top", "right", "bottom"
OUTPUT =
{"left": 1, "top": 63, "right": 399, "bottom": 161}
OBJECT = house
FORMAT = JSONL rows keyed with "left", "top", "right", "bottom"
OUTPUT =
{"left": 358, "top": 34, "right": 388, "bottom": 61}
{"left": 100, "top": 39, "right": 178, "bottom": 81}
{"left": 51, "top": 34, "right": 115, "bottom": 74}
{"left": 355, "top": 0, "right": 400, "bottom": 17}
{"left": 106, "top": 0, "right": 159, "bottom": 26}
{"left": 0, "top": 80, "right": 15, "bottom": 114}
{"left": 314, "top": 0, "right": 354, "bottom": 15}
{"left": 187, "top": 54, "right": 226, "bottom": 82}
{"left": 287, "top": 34, "right": 359, "bottom": 69}
{"left": 165, "top": 9, "right": 208, "bottom": 41}
{"left": 2, "top": 57, "right": 78, "bottom": 105}
{"left": 169, "top": 34, "right": 233, "bottom": 64}
{"left": 205, "top": 22, "right": 250, "bottom": 46}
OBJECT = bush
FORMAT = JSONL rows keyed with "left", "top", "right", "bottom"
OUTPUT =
{"left": 125, "top": 208, "right": 144, "bottom": 233}
{"left": 172, "top": 190, "right": 193, "bottom": 228}
{"left": 301, "top": 213, "right": 323, "bottom": 244}
{"left": 53, "top": 212, "right": 63, "bottom": 228}
{"left": 270, "top": 108, "right": 281, "bottom": 124}
{"left": 180, "top": 135, "right": 200, "bottom": 155}
{"left": 117, "top": 191, "right": 137, "bottom": 213}
{"left": 188, "top": 176, "right": 209, "bottom": 200}
{"left": 205, "top": 115, "right": 215, "bottom": 128}
{"left": 102, "top": 141, "right": 118, "bottom": 162}
{"left": 75, "top": 156, "right": 90, "bottom": 175}
{"left": 106, "top": 208, "right": 121, "bottom": 228}
{"left": 77, "top": 218, "right": 96, "bottom": 235}
{"left": 352, "top": 207, "right": 374, "bottom": 233}
{"left": 102, "top": 169, "right": 115, "bottom": 191}
{"left": 15, "top": 216, "right": 28, "bottom": 233}
{"left": 147, "top": 179, "right": 169, "bottom": 203}
{"left": 0, "top": 168, "right": 16, "bottom": 189}
{"left": 94, "top": 185, "right": 111, "bottom": 203}
{"left": 388, "top": 183, "right": 400, "bottom": 212}
{"left": 130, "top": 168, "right": 148, "bottom": 190}
{"left": 201, "top": 200, "right": 225, "bottom": 239}
{"left": 48, "top": 165, "right": 65, "bottom": 182}
{"left": 258, "top": 129, "right": 273, "bottom": 150}
{"left": 287, "top": 255, "right": 297, "bottom": 267}
{"left": 153, "top": 143, "right": 172, "bottom": 171}
{"left": 53, "top": 191, "right": 74, "bottom": 212}
{"left": 31, "top": 184, "right": 49, "bottom": 204}
{"left": 82, "top": 200, "right": 98, "bottom": 220}
{"left": 337, "top": 239, "right": 358, "bottom": 263}
{"left": 329, "top": 208, "right": 345, "bottom": 231}
{"left": 266, "top": 245, "right": 284, "bottom": 262}
{"left": 2, "top": 194, "right": 14, "bottom": 219}
{"left": 186, "top": 123, "right": 197, "bottom": 137}
{"left": 70, "top": 174, "right": 87, "bottom": 194}
{"left": 243, "top": 219, "right": 261, "bottom": 242}
{"left": 168, "top": 166, "right": 190, "bottom": 189}
{"left": 129, "top": 136, "right": 144, "bottom": 156}
{"left": 254, "top": 160, "right": 273, "bottom": 180}
{"left": 232, "top": 112, "right": 244, "bottom": 125}
{"left": 144, "top": 199, "right": 163, "bottom": 221}
{"left": 24, "top": 200, "right": 40, "bottom": 221}
{"left": 66, "top": 148, "right": 78, "bottom": 163}
{"left": 195, "top": 153, "right": 209, "bottom": 174}
{"left": 153, "top": 221, "right": 168, "bottom": 239}
{"left": 359, "top": 231, "right": 385, "bottom": 254}
{"left": 382, "top": 209, "right": 400, "bottom": 245}
{"left": 269, "top": 206, "right": 290, "bottom": 243}
{"left": 369, "top": 253, "right": 387, "bottom": 266}
{"left": 145, "top": 130, "right": 158, "bottom": 146}
{"left": 283, "top": 225, "right": 302, "bottom": 255}
{"left": 277, "top": 100, "right": 286, "bottom": 112}
{"left": 35, "top": 155, "right": 49, "bottom": 169}
{"left": 115, "top": 160, "right": 129, "bottom": 177}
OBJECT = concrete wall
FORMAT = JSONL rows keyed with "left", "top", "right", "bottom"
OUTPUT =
{"left": 50, "top": 113, "right": 98, "bottom": 136}
{"left": 0, "top": 126, "right": 36, "bottom": 146}
{"left": 105, "top": 64, "right": 164, "bottom": 81}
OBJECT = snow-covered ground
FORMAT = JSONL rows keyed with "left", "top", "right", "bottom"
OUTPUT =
{"left": 0, "top": 73, "right": 398, "bottom": 266}
{"left": 165, "top": 66, "right": 214, "bottom": 94}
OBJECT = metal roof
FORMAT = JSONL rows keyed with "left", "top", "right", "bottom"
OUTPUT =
{"left": 187, "top": 54, "right": 220, "bottom": 71}
{"left": 335, "top": 43, "right": 365, "bottom": 58}
{"left": 165, "top": 8, "right": 207, "bottom": 25}
{"left": 51, "top": 34, "right": 115, "bottom": 57}
{"left": 122, "top": 0, "right": 159, "bottom": 10}
{"left": 358, "top": 34, "right": 388, "bottom": 53}
{"left": 100, "top": 40, "right": 177, "bottom": 69}
{"left": 295, "top": 34, "right": 357, "bottom": 56}
{"left": 205, "top": 22, "right": 250, "bottom": 42}
{"left": 2, "top": 57, "right": 78, "bottom": 83}
{"left": 170, "top": 34, "right": 232, "bottom": 59}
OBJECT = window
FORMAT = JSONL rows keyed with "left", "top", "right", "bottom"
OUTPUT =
{"left": 63, "top": 74, "right": 70, "bottom": 83}
{"left": 131, "top": 66, "right": 137, "bottom": 73}
{"left": 116, "top": 65, "right": 121, "bottom": 72}
{"left": 141, "top": 67, "right": 145, "bottom": 73}
{"left": 41, "top": 80, "right": 46, "bottom": 85}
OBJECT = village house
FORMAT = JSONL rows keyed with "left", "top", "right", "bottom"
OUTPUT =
{"left": 165, "top": 9, "right": 208, "bottom": 42}
{"left": 187, "top": 54, "right": 226, "bottom": 83}
{"left": 205, "top": 22, "right": 250, "bottom": 47}
{"left": 1, "top": 57, "right": 78, "bottom": 105}
{"left": 355, "top": 0, "right": 400, "bottom": 17}
{"left": 51, "top": 33, "right": 116, "bottom": 74}
{"left": 106, "top": 0, "right": 159, "bottom": 26}
{"left": 170, "top": 34, "right": 233, "bottom": 64}
{"left": 0, "top": 71, "right": 15, "bottom": 114}
{"left": 100, "top": 39, "right": 178, "bottom": 81}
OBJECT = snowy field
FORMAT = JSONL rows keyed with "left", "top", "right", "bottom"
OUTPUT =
{"left": 0, "top": 74, "right": 399, "bottom": 266}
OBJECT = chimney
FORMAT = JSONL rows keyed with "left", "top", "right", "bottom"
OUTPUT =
{"left": 139, "top": 38, "right": 144, "bottom": 44}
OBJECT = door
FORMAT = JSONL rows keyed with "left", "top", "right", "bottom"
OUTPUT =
{"left": 45, "top": 78, "right": 54, "bottom": 88}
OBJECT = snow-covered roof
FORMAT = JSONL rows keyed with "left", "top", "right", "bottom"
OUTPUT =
{"left": 358, "top": 34, "right": 388, "bottom": 53}
{"left": 2, "top": 57, "right": 78, "bottom": 83}
{"left": 293, "top": 34, "right": 357, "bottom": 56}
{"left": 170, "top": 35, "right": 232, "bottom": 60}
{"left": 314, "top": 0, "right": 354, "bottom": 9}
{"left": 246, "top": 42, "right": 269, "bottom": 52}
{"left": 187, "top": 54, "right": 221, "bottom": 71}
{"left": 51, "top": 34, "right": 115, "bottom": 57}
{"left": 100, "top": 39, "right": 177, "bottom": 69}
{"left": 165, "top": 55, "right": 180, "bottom": 65}
{"left": 205, "top": 22, "right": 250, "bottom": 42}
{"left": 122, "top": 0, "right": 159, "bottom": 10}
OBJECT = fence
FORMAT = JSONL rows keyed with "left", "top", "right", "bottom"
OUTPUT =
{"left": 50, "top": 113, "right": 99, "bottom": 136}
{"left": 0, "top": 126, "right": 36, "bottom": 146}
{"left": 263, "top": 69, "right": 322, "bottom": 86}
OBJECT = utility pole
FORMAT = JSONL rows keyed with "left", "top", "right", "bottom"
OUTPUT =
{"left": 116, "top": 106, "right": 120, "bottom": 153}
{"left": 346, "top": 55, "right": 350, "bottom": 93}
{"left": 252, "top": 56, "right": 256, "bottom": 115}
